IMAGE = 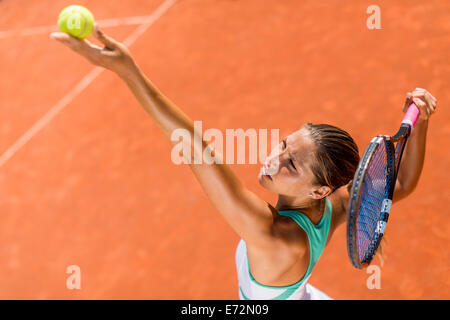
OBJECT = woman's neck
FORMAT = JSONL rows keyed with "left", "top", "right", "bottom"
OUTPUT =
{"left": 275, "top": 195, "right": 325, "bottom": 224}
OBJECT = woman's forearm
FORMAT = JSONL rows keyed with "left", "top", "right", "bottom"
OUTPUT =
{"left": 396, "top": 119, "right": 428, "bottom": 193}
{"left": 119, "top": 64, "right": 196, "bottom": 141}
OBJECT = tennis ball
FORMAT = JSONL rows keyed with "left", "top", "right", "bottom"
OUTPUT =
{"left": 57, "top": 5, "right": 95, "bottom": 40}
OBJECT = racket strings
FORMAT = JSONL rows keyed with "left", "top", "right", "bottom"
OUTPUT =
{"left": 348, "top": 133, "right": 403, "bottom": 268}
{"left": 356, "top": 141, "right": 390, "bottom": 262}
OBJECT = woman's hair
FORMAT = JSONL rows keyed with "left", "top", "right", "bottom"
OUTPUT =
{"left": 303, "top": 123, "right": 360, "bottom": 192}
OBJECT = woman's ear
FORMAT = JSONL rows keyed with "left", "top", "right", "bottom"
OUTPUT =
{"left": 311, "top": 186, "right": 332, "bottom": 199}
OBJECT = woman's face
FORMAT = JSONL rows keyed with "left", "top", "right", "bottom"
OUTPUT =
{"left": 258, "top": 127, "right": 318, "bottom": 198}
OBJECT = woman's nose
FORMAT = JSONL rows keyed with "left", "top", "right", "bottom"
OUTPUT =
{"left": 264, "top": 153, "right": 280, "bottom": 175}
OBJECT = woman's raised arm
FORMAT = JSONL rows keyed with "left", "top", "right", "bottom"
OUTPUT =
{"left": 51, "top": 27, "right": 280, "bottom": 248}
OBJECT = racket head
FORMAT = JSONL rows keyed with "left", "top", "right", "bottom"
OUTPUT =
{"left": 347, "top": 135, "right": 396, "bottom": 269}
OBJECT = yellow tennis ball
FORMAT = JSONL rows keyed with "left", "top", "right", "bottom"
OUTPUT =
{"left": 57, "top": 5, "right": 95, "bottom": 40}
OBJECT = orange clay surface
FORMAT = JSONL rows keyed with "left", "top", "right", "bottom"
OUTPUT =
{"left": 0, "top": 0, "right": 449, "bottom": 299}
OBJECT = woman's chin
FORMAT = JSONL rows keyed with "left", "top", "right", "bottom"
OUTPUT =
{"left": 257, "top": 173, "right": 272, "bottom": 188}
{"left": 257, "top": 174, "right": 264, "bottom": 185}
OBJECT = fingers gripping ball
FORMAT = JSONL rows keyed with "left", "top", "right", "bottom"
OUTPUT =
{"left": 58, "top": 5, "right": 95, "bottom": 40}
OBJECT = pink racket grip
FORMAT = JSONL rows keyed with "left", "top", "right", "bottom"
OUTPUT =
{"left": 402, "top": 102, "right": 420, "bottom": 130}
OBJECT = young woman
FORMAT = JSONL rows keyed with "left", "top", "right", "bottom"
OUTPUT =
{"left": 51, "top": 26, "right": 437, "bottom": 300}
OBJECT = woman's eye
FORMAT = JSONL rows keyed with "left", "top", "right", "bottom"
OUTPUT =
{"left": 282, "top": 139, "right": 296, "bottom": 170}
{"left": 290, "top": 159, "right": 296, "bottom": 170}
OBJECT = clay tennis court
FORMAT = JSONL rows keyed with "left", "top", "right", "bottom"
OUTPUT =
{"left": 0, "top": 0, "right": 448, "bottom": 299}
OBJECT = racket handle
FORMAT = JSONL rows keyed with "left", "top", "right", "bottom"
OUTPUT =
{"left": 401, "top": 103, "right": 420, "bottom": 130}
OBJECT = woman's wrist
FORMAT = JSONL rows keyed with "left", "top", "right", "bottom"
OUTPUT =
{"left": 116, "top": 58, "right": 140, "bottom": 83}
{"left": 415, "top": 117, "right": 429, "bottom": 127}
{"left": 410, "top": 117, "right": 428, "bottom": 140}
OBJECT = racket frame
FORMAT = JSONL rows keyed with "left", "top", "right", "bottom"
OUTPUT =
{"left": 347, "top": 135, "right": 396, "bottom": 269}
{"left": 347, "top": 104, "right": 417, "bottom": 269}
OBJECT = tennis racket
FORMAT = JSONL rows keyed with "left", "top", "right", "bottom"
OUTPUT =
{"left": 346, "top": 102, "right": 420, "bottom": 269}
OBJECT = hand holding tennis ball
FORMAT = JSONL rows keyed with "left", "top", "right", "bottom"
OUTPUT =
{"left": 58, "top": 5, "right": 95, "bottom": 40}
{"left": 51, "top": 8, "right": 136, "bottom": 77}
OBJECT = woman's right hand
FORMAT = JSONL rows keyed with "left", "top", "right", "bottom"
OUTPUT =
{"left": 50, "top": 24, "right": 136, "bottom": 77}
{"left": 403, "top": 88, "right": 437, "bottom": 122}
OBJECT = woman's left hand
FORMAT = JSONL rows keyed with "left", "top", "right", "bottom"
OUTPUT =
{"left": 403, "top": 88, "right": 437, "bottom": 122}
{"left": 50, "top": 24, "right": 136, "bottom": 77}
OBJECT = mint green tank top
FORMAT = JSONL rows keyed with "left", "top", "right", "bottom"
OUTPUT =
{"left": 278, "top": 197, "right": 333, "bottom": 283}
{"left": 236, "top": 197, "right": 333, "bottom": 300}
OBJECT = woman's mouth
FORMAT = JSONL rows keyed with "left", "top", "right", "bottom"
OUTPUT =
{"left": 260, "top": 166, "right": 273, "bottom": 180}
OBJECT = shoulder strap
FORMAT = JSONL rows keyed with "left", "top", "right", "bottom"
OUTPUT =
{"left": 278, "top": 198, "right": 333, "bottom": 276}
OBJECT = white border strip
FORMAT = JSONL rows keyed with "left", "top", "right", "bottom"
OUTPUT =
{"left": 0, "top": 0, "right": 177, "bottom": 168}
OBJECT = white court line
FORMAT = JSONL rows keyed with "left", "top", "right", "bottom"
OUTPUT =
{"left": 0, "top": 15, "right": 161, "bottom": 39}
{"left": 0, "top": 0, "right": 177, "bottom": 168}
